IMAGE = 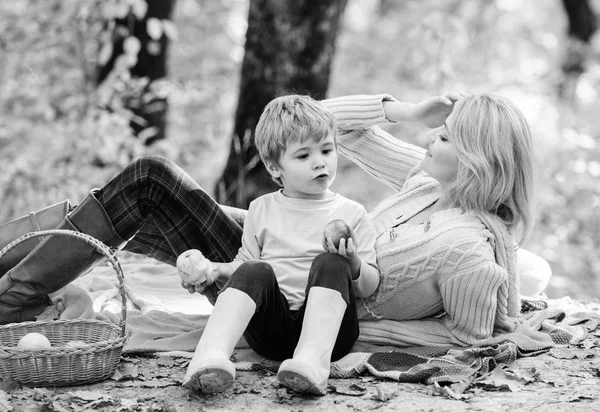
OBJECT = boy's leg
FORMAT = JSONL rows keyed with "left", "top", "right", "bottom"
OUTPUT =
{"left": 0, "top": 156, "right": 243, "bottom": 323}
{"left": 183, "top": 260, "right": 296, "bottom": 394}
{"left": 183, "top": 287, "right": 256, "bottom": 394}
{"left": 277, "top": 253, "right": 357, "bottom": 395}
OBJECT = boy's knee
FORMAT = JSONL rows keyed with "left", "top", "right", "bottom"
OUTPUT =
{"left": 230, "top": 260, "right": 276, "bottom": 289}
{"left": 310, "top": 253, "right": 352, "bottom": 283}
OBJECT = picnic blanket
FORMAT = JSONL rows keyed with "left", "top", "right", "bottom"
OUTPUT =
{"left": 60, "top": 260, "right": 600, "bottom": 385}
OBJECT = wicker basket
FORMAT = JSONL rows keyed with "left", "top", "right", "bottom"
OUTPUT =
{"left": 0, "top": 229, "right": 128, "bottom": 387}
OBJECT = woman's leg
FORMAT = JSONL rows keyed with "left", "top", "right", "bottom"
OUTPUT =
{"left": 0, "top": 156, "right": 243, "bottom": 323}
{"left": 96, "top": 155, "right": 243, "bottom": 266}
{"left": 277, "top": 253, "right": 357, "bottom": 395}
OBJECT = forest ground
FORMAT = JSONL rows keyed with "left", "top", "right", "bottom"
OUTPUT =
{"left": 3, "top": 0, "right": 600, "bottom": 411}
{"left": 3, "top": 311, "right": 600, "bottom": 412}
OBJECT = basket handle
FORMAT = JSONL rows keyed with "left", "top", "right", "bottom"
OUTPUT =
{"left": 0, "top": 229, "right": 127, "bottom": 336}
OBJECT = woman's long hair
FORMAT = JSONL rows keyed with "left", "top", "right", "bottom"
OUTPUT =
{"left": 446, "top": 94, "right": 535, "bottom": 246}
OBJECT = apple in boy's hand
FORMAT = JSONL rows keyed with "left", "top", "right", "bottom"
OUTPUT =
{"left": 322, "top": 219, "right": 354, "bottom": 250}
{"left": 17, "top": 332, "right": 52, "bottom": 349}
{"left": 177, "top": 249, "right": 214, "bottom": 284}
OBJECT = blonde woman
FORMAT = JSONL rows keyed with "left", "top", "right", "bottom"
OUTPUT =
{"left": 322, "top": 93, "right": 546, "bottom": 347}
{"left": 1, "top": 91, "right": 550, "bottom": 386}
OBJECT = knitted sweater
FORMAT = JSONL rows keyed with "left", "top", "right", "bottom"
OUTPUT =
{"left": 322, "top": 95, "right": 523, "bottom": 347}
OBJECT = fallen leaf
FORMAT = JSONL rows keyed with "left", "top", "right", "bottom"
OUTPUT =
{"left": 112, "top": 363, "right": 139, "bottom": 381}
{"left": 334, "top": 383, "right": 367, "bottom": 396}
{"left": 476, "top": 365, "right": 528, "bottom": 392}
{"left": 120, "top": 378, "right": 178, "bottom": 388}
{"left": 120, "top": 398, "right": 138, "bottom": 409}
{"left": 274, "top": 388, "right": 293, "bottom": 404}
{"left": 67, "top": 390, "right": 111, "bottom": 402}
{"left": 449, "top": 377, "right": 475, "bottom": 394}
{"left": 549, "top": 347, "right": 595, "bottom": 360}
{"left": 428, "top": 382, "right": 473, "bottom": 401}
{"left": 372, "top": 385, "right": 398, "bottom": 402}
{"left": 557, "top": 385, "right": 597, "bottom": 403}
{"left": 0, "top": 390, "right": 12, "bottom": 412}
{"left": 157, "top": 356, "right": 176, "bottom": 367}
{"left": 579, "top": 340, "right": 597, "bottom": 349}
{"left": 507, "top": 367, "right": 539, "bottom": 383}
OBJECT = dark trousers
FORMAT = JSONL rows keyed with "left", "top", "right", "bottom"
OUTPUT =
{"left": 95, "top": 156, "right": 244, "bottom": 304}
{"left": 227, "top": 254, "right": 358, "bottom": 362}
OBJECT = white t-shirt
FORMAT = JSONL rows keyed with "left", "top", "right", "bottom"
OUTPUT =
{"left": 233, "top": 190, "right": 379, "bottom": 310}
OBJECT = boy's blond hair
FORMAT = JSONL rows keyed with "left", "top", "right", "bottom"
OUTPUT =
{"left": 254, "top": 95, "right": 336, "bottom": 186}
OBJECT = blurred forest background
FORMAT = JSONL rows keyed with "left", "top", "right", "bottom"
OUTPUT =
{"left": 1, "top": 0, "right": 599, "bottom": 301}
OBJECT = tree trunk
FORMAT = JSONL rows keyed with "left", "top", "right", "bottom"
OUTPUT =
{"left": 97, "top": 0, "right": 176, "bottom": 145}
{"left": 559, "top": 0, "right": 597, "bottom": 99}
{"left": 217, "top": 0, "right": 349, "bottom": 207}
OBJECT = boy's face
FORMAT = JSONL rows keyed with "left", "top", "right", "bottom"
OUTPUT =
{"left": 267, "top": 133, "right": 337, "bottom": 200}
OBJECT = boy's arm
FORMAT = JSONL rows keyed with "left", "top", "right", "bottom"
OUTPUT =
{"left": 352, "top": 260, "right": 379, "bottom": 298}
{"left": 327, "top": 209, "right": 378, "bottom": 298}
{"left": 181, "top": 204, "right": 261, "bottom": 295}
{"left": 351, "top": 210, "right": 379, "bottom": 298}
{"left": 214, "top": 203, "right": 262, "bottom": 286}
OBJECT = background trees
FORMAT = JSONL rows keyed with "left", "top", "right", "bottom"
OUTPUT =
{"left": 1, "top": 0, "right": 599, "bottom": 301}
{"left": 216, "top": 0, "right": 348, "bottom": 207}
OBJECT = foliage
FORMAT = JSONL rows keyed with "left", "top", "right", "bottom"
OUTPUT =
{"left": 1, "top": 0, "right": 599, "bottom": 301}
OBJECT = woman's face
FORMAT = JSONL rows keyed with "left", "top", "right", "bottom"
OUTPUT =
{"left": 420, "top": 112, "right": 459, "bottom": 186}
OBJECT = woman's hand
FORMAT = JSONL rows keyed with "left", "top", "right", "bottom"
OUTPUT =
{"left": 412, "top": 92, "right": 468, "bottom": 128}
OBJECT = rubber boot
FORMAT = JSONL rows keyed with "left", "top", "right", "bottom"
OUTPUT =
{"left": 182, "top": 288, "right": 256, "bottom": 394}
{"left": 0, "top": 200, "right": 70, "bottom": 277}
{"left": 277, "top": 287, "right": 347, "bottom": 395}
{"left": 0, "top": 190, "right": 127, "bottom": 324}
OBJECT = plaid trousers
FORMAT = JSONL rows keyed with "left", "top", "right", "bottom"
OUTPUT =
{"left": 95, "top": 155, "right": 244, "bottom": 277}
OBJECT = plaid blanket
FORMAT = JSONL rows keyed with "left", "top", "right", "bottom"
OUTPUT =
{"left": 67, "top": 262, "right": 600, "bottom": 385}
{"left": 230, "top": 298, "right": 599, "bottom": 383}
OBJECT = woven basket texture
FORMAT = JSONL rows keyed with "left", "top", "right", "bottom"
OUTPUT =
{"left": 0, "top": 229, "right": 128, "bottom": 386}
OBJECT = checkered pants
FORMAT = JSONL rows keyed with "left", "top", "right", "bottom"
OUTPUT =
{"left": 95, "top": 156, "right": 244, "bottom": 269}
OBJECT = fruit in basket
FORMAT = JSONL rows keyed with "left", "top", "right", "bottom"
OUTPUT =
{"left": 177, "top": 249, "right": 214, "bottom": 284}
{"left": 322, "top": 219, "right": 354, "bottom": 250}
{"left": 17, "top": 332, "right": 52, "bottom": 349}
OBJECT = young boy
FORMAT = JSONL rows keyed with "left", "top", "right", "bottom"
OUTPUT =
{"left": 179, "top": 95, "right": 379, "bottom": 396}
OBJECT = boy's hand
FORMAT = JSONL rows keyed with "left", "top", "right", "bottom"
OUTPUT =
{"left": 324, "top": 237, "right": 362, "bottom": 280}
{"left": 412, "top": 91, "right": 468, "bottom": 128}
{"left": 177, "top": 249, "right": 218, "bottom": 295}
{"left": 181, "top": 267, "right": 219, "bottom": 295}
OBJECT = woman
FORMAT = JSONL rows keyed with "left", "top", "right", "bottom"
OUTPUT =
{"left": 322, "top": 93, "right": 538, "bottom": 347}
{"left": 0, "top": 92, "right": 546, "bottom": 349}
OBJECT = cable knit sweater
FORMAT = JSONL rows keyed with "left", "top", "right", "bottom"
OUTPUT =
{"left": 321, "top": 95, "right": 523, "bottom": 348}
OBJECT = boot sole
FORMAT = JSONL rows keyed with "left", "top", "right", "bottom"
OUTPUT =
{"left": 277, "top": 369, "right": 326, "bottom": 396}
{"left": 183, "top": 366, "right": 234, "bottom": 394}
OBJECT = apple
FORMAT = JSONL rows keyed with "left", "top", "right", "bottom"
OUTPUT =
{"left": 17, "top": 332, "right": 52, "bottom": 349}
{"left": 322, "top": 219, "right": 353, "bottom": 250}
{"left": 176, "top": 249, "right": 214, "bottom": 284}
